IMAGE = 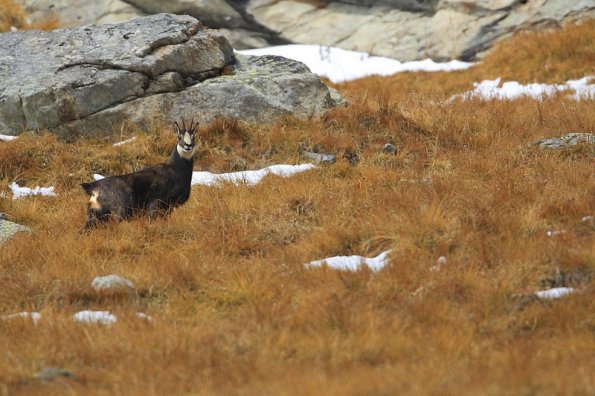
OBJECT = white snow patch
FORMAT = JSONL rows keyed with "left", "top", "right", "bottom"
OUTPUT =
{"left": 534, "top": 287, "right": 575, "bottom": 300}
{"left": 136, "top": 312, "right": 153, "bottom": 321}
{"left": 546, "top": 230, "right": 566, "bottom": 237}
{"left": 92, "top": 164, "right": 315, "bottom": 187}
{"left": 10, "top": 182, "right": 57, "bottom": 199}
{"left": 1, "top": 311, "right": 41, "bottom": 323}
{"left": 0, "top": 134, "right": 18, "bottom": 142}
{"left": 306, "top": 250, "right": 392, "bottom": 272}
{"left": 238, "top": 45, "right": 473, "bottom": 83}
{"left": 453, "top": 76, "right": 595, "bottom": 101}
{"left": 191, "top": 164, "right": 316, "bottom": 186}
{"left": 73, "top": 310, "right": 117, "bottom": 325}
{"left": 113, "top": 136, "right": 136, "bottom": 146}
{"left": 581, "top": 215, "right": 593, "bottom": 222}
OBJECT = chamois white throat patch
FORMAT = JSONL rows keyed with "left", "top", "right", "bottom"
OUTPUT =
{"left": 177, "top": 144, "right": 195, "bottom": 160}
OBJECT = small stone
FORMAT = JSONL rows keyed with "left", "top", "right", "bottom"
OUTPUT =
{"left": 36, "top": 367, "right": 75, "bottom": 381}
{"left": 303, "top": 151, "right": 336, "bottom": 164}
{"left": 382, "top": 143, "right": 397, "bottom": 154}
{"left": 328, "top": 87, "right": 348, "bottom": 107}
{"left": 91, "top": 274, "right": 135, "bottom": 291}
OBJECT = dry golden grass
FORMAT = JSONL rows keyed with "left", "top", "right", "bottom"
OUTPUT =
{"left": 1, "top": 19, "right": 594, "bottom": 396}
{"left": 0, "top": 0, "right": 59, "bottom": 33}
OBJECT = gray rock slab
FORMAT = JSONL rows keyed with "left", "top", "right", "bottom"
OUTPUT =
{"left": 0, "top": 13, "right": 234, "bottom": 135}
{"left": 56, "top": 53, "right": 340, "bottom": 136}
{"left": 0, "top": 218, "right": 32, "bottom": 245}
{"left": 1, "top": 14, "right": 339, "bottom": 137}
{"left": 534, "top": 133, "right": 595, "bottom": 149}
{"left": 246, "top": 0, "right": 595, "bottom": 61}
{"left": 92, "top": 274, "right": 135, "bottom": 291}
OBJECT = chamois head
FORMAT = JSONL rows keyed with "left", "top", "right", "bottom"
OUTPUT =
{"left": 174, "top": 118, "right": 199, "bottom": 160}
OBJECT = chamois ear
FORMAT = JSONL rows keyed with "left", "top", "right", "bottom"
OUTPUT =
{"left": 173, "top": 121, "right": 182, "bottom": 136}
{"left": 81, "top": 182, "right": 94, "bottom": 196}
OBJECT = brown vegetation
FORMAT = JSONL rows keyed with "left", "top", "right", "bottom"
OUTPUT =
{"left": 0, "top": 0, "right": 59, "bottom": 33}
{"left": 0, "top": 17, "right": 594, "bottom": 396}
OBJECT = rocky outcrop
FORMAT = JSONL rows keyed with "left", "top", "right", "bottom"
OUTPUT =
{"left": 245, "top": 0, "right": 595, "bottom": 61}
{"left": 13, "top": 1, "right": 595, "bottom": 59}
{"left": 0, "top": 14, "right": 339, "bottom": 137}
{"left": 58, "top": 53, "right": 337, "bottom": 136}
{"left": 533, "top": 133, "right": 595, "bottom": 149}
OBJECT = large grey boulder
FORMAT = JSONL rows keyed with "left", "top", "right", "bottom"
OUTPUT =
{"left": 13, "top": 1, "right": 594, "bottom": 60}
{"left": 0, "top": 14, "right": 338, "bottom": 137}
{"left": 122, "top": 0, "right": 248, "bottom": 29}
{"left": 245, "top": 0, "right": 595, "bottom": 61}
{"left": 58, "top": 53, "right": 337, "bottom": 136}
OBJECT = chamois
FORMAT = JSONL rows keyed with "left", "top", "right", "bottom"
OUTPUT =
{"left": 80, "top": 119, "right": 198, "bottom": 230}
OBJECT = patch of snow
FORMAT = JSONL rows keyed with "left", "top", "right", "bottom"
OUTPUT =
{"left": 73, "top": 310, "right": 117, "bottom": 325}
{"left": 237, "top": 45, "right": 474, "bottom": 83}
{"left": 453, "top": 76, "right": 595, "bottom": 101}
{"left": 136, "top": 312, "right": 153, "bottom": 321}
{"left": 546, "top": 230, "right": 566, "bottom": 237}
{"left": 92, "top": 164, "right": 315, "bottom": 187}
{"left": 534, "top": 287, "right": 575, "bottom": 300}
{"left": 10, "top": 182, "right": 57, "bottom": 199}
{"left": 92, "top": 274, "right": 135, "bottom": 291}
{"left": 581, "top": 215, "right": 593, "bottom": 222}
{"left": 306, "top": 250, "right": 392, "bottom": 272}
{"left": 191, "top": 164, "right": 316, "bottom": 187}
{"left": 0, "top": 134, "right": 18, "bottom": 141}
{"left": 113, "top": 137, "right": 136, "bottom": 146}
{"left": 0, "top": 311, "right": 41, "bottom": 323}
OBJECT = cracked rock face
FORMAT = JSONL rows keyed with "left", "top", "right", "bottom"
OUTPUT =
{"left": 0, "top": 13, "right": 339, "bottom": 137}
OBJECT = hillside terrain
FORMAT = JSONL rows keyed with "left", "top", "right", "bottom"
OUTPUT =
{"left": 0, "top": 10, "right": 594, "bottom": 396}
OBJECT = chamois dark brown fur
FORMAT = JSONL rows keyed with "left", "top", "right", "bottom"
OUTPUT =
{"left": 80, "top": 119, "right": 198, "bottom": 230}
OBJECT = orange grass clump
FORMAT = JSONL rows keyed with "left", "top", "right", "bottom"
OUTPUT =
{"left": 0, "top": 19, "right": 594, "bottom": 396}
{"left": 0, "top": 0, "right": 59, "bottom": 33}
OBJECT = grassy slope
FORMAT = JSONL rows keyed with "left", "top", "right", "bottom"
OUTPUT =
{"left": 0, "top": 17, "right": 594, "bottom": 396}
